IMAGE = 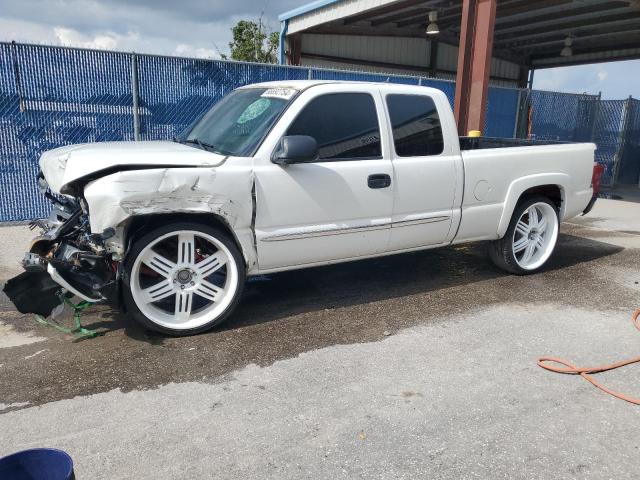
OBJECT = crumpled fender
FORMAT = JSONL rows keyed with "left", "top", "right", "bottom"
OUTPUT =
{"left": 83, "top": 165, "right": 257, "bottom": 270}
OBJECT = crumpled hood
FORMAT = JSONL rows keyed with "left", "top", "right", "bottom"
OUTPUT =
{"left": 39, "top": 141, "right": 227, "bottom": 193}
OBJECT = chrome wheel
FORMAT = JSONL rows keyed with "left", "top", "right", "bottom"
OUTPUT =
{"left": 512, "top": 202, "right": 558, "bottom": 270}
{"left": 130, "top": 230, "right": 239, "bottom": 331}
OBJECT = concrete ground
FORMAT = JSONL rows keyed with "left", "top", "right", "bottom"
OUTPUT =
{"left": 1, "top": 198, "right": 639, "bottom": 479}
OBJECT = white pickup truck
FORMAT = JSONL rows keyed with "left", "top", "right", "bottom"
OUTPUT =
{"left": 4, "top": 80, "right": 601, "bottom": 335}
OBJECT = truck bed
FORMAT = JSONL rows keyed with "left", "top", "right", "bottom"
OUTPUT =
{"left": 460, "top": 136, "right": 568, "bottom": 151}
{"left": 453, "top": 141, "right": 596, "bottom": 244}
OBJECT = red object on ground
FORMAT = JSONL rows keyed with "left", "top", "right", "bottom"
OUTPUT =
{"left": 538, "top": 309, "right": 640, "bottom": 405}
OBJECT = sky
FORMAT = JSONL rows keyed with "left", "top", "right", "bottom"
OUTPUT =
{"left": 0, "top": 0, "right": 301, "bottom": 58}
{"left": 0, "top": 0, "right": 637, "bottom": 100}
{"left": 533, "top": 60, "right": 640, "bottom": 100}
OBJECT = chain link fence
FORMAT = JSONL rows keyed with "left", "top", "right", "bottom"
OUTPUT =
{"left": 1, "top": 41, "right": 639, "bottom": 222}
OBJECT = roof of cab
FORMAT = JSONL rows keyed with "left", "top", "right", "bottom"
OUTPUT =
{"left": 238, "top": 80, "right": 335, "bottom": 90}
{"left": 239, "top": 79, "right": 441, "bottom": 93}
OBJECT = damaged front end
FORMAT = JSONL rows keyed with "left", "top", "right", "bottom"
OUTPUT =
{"left": 3, "top": 179, "right": 119, "bottom": 318}
{"left": 4, "top": 137, "right": 256, "bottom": 323}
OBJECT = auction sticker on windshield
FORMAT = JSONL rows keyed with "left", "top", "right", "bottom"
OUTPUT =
{"left": 261, "top": 87, "right": 297, "bottom": 100}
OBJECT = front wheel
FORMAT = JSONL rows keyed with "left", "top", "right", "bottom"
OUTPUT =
{"left": 489, "top": 196, "right": 559, "bottom": 275}
{"left": 123, "top": 222, "right": 245, "bottom": 335}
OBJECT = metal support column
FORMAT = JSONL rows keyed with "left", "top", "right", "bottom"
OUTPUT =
{"left": 517, "top": 64, "right": 529, "bottom": 89}
{"left": 429, "top": 39, "right": 439, "bottom": 79}
{"left": 290, "top": 34, "right": 302, "bottom": 65}
{"left": 454, "top": 0, "right": 497, "bottom": 136}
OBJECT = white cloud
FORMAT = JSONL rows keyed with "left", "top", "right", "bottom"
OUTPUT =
{"left": 0, "top": 0, "right": 299, "bottom": 59}
{"left": 532, "top": 68, "right": 571, "bottom": 92}
{"left": 53, "top": 27, "right": 139, "bottom": 51}
{"left": 597, "top": 69, "right": 608, "bottom": 82}
{"left": 174, "top": 43, "right": 217, "bottom": 59}
{"left": 0, "top": 14, "right": 232, "bottom": 60}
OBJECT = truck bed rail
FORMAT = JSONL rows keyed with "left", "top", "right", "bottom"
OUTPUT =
{"left": 460, "top": 137, "right": 570, "bottom": 151}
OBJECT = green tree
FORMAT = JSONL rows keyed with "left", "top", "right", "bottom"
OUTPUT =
{"left": 225, "top": 19, "right": 279, "bottom": 64}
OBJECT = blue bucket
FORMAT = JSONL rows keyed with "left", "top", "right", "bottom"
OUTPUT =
{"left": 0, "top": 448, "right": 74, "bottom": 480}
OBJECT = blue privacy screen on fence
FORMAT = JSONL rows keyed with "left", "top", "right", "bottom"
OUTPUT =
{"left": 485, "top": 87, "right": 521, "bottom": 138}
{"left": 0, "top": 42, "right": 638, "bottom": 222}
{"left": 1, "top": 43, "right": 134, "bottom": 221}
{"left": 136, "top": 56, "right": 311, "bottom": 141}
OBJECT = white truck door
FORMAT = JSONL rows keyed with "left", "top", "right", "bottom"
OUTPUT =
{"left": 254, "top": 88, "right": 394, "bottom": 271}
{"left": 383, "top": 91, "right": 461, "bottom": 251}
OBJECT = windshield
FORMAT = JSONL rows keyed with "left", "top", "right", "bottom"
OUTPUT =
{"left": 181, "top": 88, "right": 294, "bottom": 157}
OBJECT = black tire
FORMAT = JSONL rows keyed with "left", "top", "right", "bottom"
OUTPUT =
{"left": 489, "top": 195, "right": 559, "bottom": 275}
{"left": 122, "top": 221, "right": 245, "bottom": 336}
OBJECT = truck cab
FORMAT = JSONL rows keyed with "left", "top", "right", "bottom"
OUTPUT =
{"left": 253, "top": 82, "right": 462, "bottom": 271}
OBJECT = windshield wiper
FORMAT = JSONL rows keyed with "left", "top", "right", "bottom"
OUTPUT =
{"left": 182, "top": 138, "right": 205, "bottom": 149}
{"left": 182, "top": 138, "right": 222, "bottom": 154}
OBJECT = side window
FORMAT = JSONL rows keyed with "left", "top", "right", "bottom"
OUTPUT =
{"left": 287, "top": 93, "right": 381, "bottom": 160}
{"left": 387, "top": 94, "right": 444, "bottom": 157}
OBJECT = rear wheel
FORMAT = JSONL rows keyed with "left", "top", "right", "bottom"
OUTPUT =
{"left": 489, "top": 196, "right": 559, "bottom": 275}
{"left": 123, "top": 222, "right": 245, "bottom": 335}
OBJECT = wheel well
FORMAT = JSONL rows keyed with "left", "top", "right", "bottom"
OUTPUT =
{"left": 518, "top": 184, "right": 563, "bottom": 211}
{"left": 123, "top": 213, "right": 243, "bottom": 256}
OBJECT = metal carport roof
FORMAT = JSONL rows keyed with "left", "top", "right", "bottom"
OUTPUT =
{"left": 279, "top": 0, "right": 640, "bottom": 71}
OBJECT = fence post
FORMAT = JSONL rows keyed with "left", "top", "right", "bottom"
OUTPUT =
{"left": 512, "top": 88, "right": 523, "bottom": 139}
{"left": 589, "top": 91, "right": 602, "bottom": 143}
{"left": 513, "top": 88, "right": 531, "bottom": 139}
{"left": 131, "top": 53, "right": 141, "bottom": 141}
{"left": 308, "top": 68, "right": 312, "bottom": 80}
{"left": 611, "top": 95, "right": 632, "bottom": 186}
{"left": 418, "top": 77, "right": 422, "bottom": 86}
{"left": 10, "top": 41, "right": 25, "bottom": 113}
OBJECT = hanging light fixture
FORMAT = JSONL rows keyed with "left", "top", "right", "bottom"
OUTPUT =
{"left": 426, "top": 11, "right": 439, "bottom": 35}
{"left": 560, "top": 36, "right": 573, "bottom": 57}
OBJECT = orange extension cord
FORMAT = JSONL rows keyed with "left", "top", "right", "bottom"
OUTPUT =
{"left": 538, "top": 309, "right": 640, "bottom": 405}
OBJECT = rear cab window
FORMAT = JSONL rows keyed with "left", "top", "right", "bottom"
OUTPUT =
{"left": 386, "top": 94, "right": 444, "bottom": 157}
{"left": 286, "top": 92, "right": 382, "bottom": 161}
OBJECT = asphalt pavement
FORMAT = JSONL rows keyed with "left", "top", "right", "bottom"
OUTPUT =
{"left": 1, "top": 197, "right": 639, "bottom": 479}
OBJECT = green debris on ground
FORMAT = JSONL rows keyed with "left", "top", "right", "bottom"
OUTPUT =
{"left": 35, "top": 297, "right": 102, "bottom": 338}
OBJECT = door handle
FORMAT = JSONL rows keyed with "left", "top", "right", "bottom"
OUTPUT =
{"left": 368, "top": 173, "right": 391, "bottom": 189}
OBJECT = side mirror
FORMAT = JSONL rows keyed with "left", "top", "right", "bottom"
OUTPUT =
{"left": 272, "top": 135, "right": 319, "bottom": 165}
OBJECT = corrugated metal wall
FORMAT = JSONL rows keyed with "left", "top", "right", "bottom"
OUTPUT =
{"left": 300, "top": 56, "right": 422, "bottom": 76}
{"left": 299, "top": 33, "right": 521, "bottom": 87}
{"left": 302, "top": 33, "right": 431, "bottom": 68}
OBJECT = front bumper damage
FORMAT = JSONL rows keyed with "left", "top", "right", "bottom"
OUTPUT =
{"left": 3, "top": 189, "right": 119, "bottom": 318}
